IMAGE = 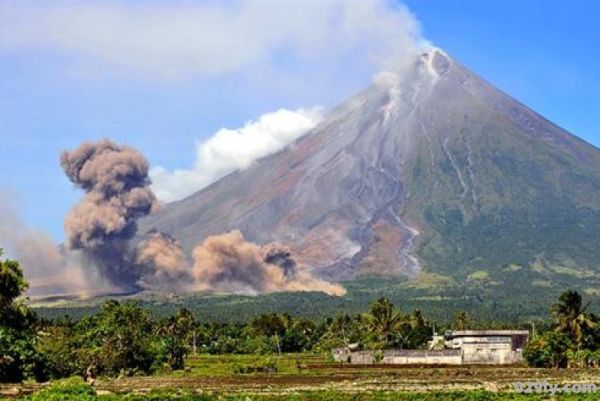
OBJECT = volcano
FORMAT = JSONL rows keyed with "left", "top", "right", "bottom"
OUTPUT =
{"left": 140, "top": 49, "right": 600, "bottom": 286}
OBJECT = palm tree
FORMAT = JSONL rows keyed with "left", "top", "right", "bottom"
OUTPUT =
{"left": 155, "top": 308, "right": 196, "bottom": 369}
{"left": 452, "top": 311, "right": 470, "bottom": 330}
{"left": 552, "top": 290, "right": 596, "bottom": 350}
{"left": 365, "top": 297, "right": 403, "bottom": 347}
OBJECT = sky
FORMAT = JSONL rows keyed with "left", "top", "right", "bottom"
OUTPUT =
{"left": 0, "top": 0, "right": 598, "bottom": 243}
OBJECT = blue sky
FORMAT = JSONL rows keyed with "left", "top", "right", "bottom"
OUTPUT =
{"left": 0, "top": 0, "right": 598, "bottom": 242}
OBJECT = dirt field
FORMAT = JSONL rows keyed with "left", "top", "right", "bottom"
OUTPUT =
{"left": 2, "top": 354, "right": 600, "bottom": 398}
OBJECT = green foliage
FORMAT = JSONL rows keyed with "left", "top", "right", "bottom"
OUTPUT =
{"left": 36, "top": 273, "right": 600, "bottom": 327}
{"left": 523, "top": 331, "right": 571, "bottom": 368}
{"left": 23, "top": 378, "right": 96, "bottom": 401}
{"left": 552, "top": 289, "right": 596, "bottom": 349}
{"left": 76, "top": 301, "right": 157, "bottom": 376}
{"left": 15, "top": 386, "right": 600, "bottom": 401}
{"left": 231, "top": 356, "right": 278, "bottom": 374}
{"left": 364, "top": 297, "right": 403, "bottom": 348}
{"left": 0, "top": 254, "right": 27, "bottom": 309}
{"left": 155, "top": 308, "right": 196, "bottom": 370}
{"left": 11, "top": 283, "right": 600, "bottom": 392}
{"left": 0, "top": 250, "right": 48, "bottom": 383}
{"left": 38, "top": 303, "right": 198, "bottom": 378}
{"left": 403, "top": 114, "right": 600, "bottom": 286}
{"left": 29, "top": 297, "right": 441, "bottom": 381}
{"left": 314, "top": 313, "right": 365, "bottom": 351}
{"left": 37, "top": 322, "right": 80, "bottom": 378}
{"left": 363, "top": 298, "right": 432, "bottom": 350}
{"left": 452, "top": 311, "right": 471, "bottom": 330}
{"left": 250, "top": 313, "right": 288, "bottom": 338}
{"left": 281, "top": 318, "right": 317, "bottom": 353}
{"left": 395, "top": 310, "right": 433, "bottom": 349}
{"left": 525, "top": 290, "right": 600, "bottom": 368}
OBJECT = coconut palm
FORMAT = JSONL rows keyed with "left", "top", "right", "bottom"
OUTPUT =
{"left": 552, "top": 290, "right": 596, "bottom": 350}
{"left": 452, "top": 311, "right": 470, "bottom": 330}
{"left": 365, "top": 297, "right": 403, "bottom": 347}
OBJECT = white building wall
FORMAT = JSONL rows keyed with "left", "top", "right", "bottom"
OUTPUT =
{"left": 332, "top": 331, "right": 528, "bottom": 365}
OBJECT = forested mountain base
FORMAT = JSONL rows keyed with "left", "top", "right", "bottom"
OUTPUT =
{"left": 33, "top": 275, "right": 599, "bottom": 325}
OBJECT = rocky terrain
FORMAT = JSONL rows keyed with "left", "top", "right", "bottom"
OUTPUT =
{"left": 140, "top": 49, "right": 600, "bottom": 286}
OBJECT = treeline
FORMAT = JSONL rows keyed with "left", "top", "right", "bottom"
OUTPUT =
{"left": 1, "top": 250, "right": 441, "bottom": 382}
{"left": 8, "top": 297, "right": 438, "bottom": 382}
{"left": 34, "top": 275, "right": 565, "bottom": 326}
{"left": 3, "top": 249, "right": 600, "bottom": 384}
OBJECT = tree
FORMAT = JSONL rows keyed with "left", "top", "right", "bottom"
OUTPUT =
{"left": 155, "top": 308, "right": 196, "bottom": 370}
{"left": 552, "top": 290, "right": 596, "bottom": 350}
{"left": 0, "top": 251, "right": 27, "bottom": 311}
{"left": 316, "top": 313, "right": 364, "bottom": 351}
{"left": 281, "top": 318, "right": 316, "bottom": 353}
{"left": 393, "top": 310, "right": 432, "bottom": 349}
{"left": 76, "top": 301, "right": 157, "bottom": 376}
{"left": 452, "top": 311, "right": 471, "bottom": 330}
{"left": 37, "top": 322, "right": 80, "bottom": 378}
{"left": 523, "top": 290, "right": 600, "bottom": 369}
{"left": 584, "top": 312, "right": 600, "bottom": 352}
{"left": 524, "top": 331, "right": 571, "bottom": 368}
{"left": 365, "top": 298, "right": 403, "bottom": 348}
{"left": 251, "top": 313, "right": 288, "bottom": 338}
{"left": 0, "top": 250, "right": 48, "bottom": 382}
{"left": 250, "top": 313, "right": 290, "bottom": 355}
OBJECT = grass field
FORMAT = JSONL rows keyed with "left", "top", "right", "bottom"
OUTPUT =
{"left": 3, "top": 354, "right": 600, "bottom": 400}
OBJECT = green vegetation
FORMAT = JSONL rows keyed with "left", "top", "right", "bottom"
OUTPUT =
{"left": 37, "top": 303, "right": 199, "bottom": 379}
{"left": 524, "top": 289, "right": 600, "bottom": 368}
{"left": 9, "top": 381, "right": 600, "bottom": 401}
{"left": 35, "top": 272, "right": 599, "bottom": 326}
{"left": 0, "top": 250, "right": 48, "bottom": 382}
{"left": 402, "top": 110, "right": 600, "bottom": 288}
{"left": 32, "top": 297, "right": 433, "bottom": 379}
{"left": 2, "top": 255, "right": 436, "bottom": 384}
{"left": 3, "top": 253, "right": 600, "bottom": 400}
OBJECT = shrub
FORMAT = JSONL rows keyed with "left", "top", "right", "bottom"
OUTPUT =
{"left": 524, "top": 331, "right": 571, "bottom": 368}
{"left": 23, "top": 378, "right": 95, "bottom": 401}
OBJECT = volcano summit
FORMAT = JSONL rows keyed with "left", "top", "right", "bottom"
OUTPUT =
{"left": 140, "top": 49, "right": 600, "bottom": 288}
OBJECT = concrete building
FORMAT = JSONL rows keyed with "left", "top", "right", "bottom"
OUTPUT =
{"left": 332, "top": 330, "right": 529, "bottom": 365}
{"left": 446, "top": 330, "right": 529, "bottom": 365}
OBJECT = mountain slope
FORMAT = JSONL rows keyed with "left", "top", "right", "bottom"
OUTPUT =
{"left": 140, "top": 50, "right": 600, "bottom": 287}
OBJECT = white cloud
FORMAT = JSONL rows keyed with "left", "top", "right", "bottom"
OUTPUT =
{"left": 0, "top": 0, "right": 424, "bottom": 80}
{"left": 150, "top": 107, "right": 324, "bottom": 202}
{"left": 0, "top": 0, "right": 428, "bottom": 201}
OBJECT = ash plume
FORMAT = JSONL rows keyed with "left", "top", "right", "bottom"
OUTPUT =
{"left": 0, "top": 192, "right": 97, "bottom": 296}
{"left": 61, "top": 139, "right": 159, "bottom": 291}
{"left": 191, "top": 230, "right": 346, "bottom": 296}
{"left": 135, "top": 232, "right": 192, "bottom": 291}
{"left": 5, "top": 139, "right": 345, "bottom": 297}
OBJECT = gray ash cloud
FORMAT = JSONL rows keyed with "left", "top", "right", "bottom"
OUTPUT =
{"left": 61, "top": 139, "right": 158, "bottom": 291}
{"left": 54, "top": 139, "right": 345, "bottom": 296}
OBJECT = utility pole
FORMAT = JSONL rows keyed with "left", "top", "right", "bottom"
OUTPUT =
{"left": 275, "top": 333, "right": 282, "bottom": 357}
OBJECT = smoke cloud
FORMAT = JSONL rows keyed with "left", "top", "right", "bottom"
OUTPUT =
{"left": 0, "top": 1, "right": 424, "bottom": 81}
{"left": 135, "top": 232, "right": 192, "bottom": 292}
{"left": 61, "top": 139, "right": 159, "bottom": 291}
{"left": 0, "top": 192, "right": 96, "bottom": 296}
{"left": 59, "top": 140, "right": 344, "bottom": 296}
{"left": 192, "top": 230, "right": 346, "bottom": 296}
